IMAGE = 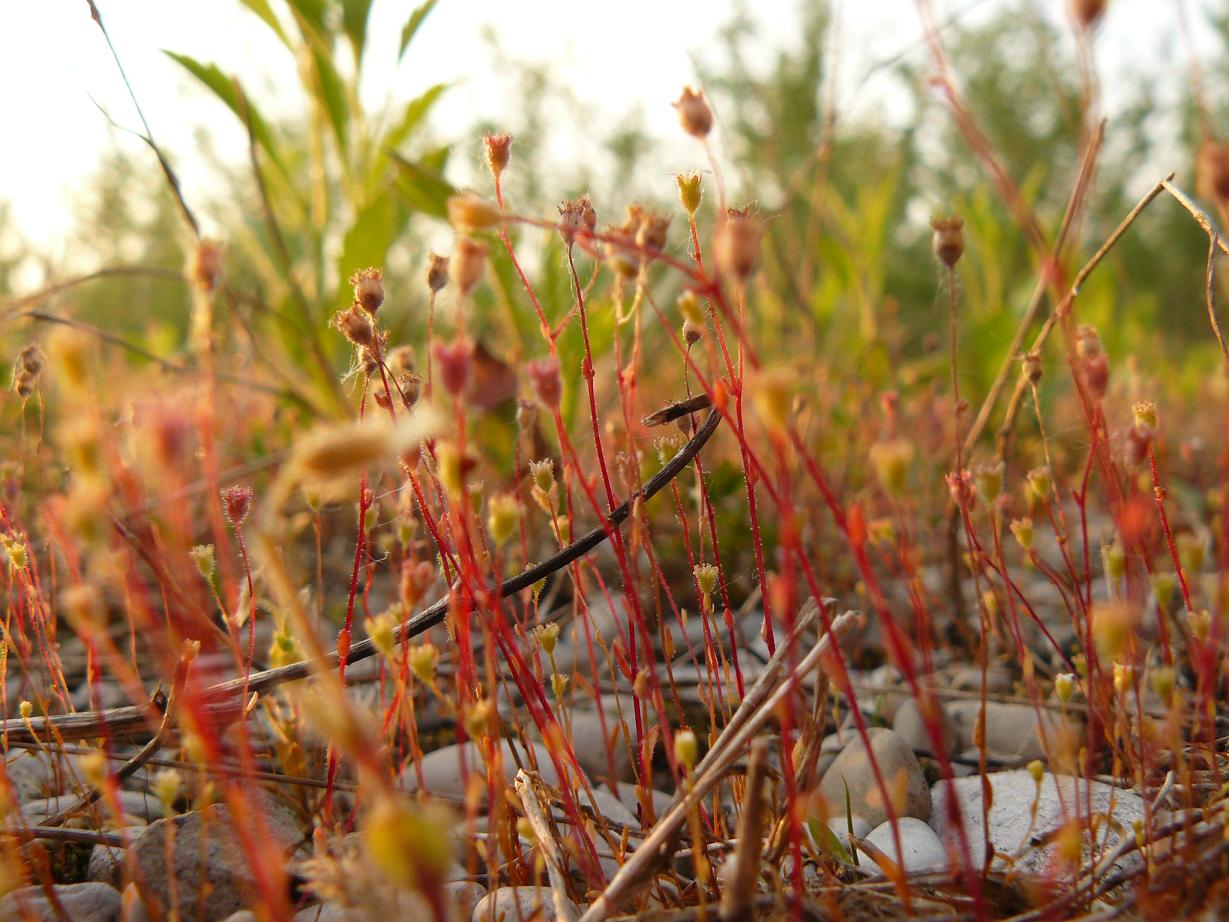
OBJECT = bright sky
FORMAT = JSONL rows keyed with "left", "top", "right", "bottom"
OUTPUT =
{"left": 0, "top": 0, "right": 1215, "bottom": 264}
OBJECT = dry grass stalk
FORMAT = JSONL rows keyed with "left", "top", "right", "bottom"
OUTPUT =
{"left": 720, "top": 737, "right": 771, "bottom": 921}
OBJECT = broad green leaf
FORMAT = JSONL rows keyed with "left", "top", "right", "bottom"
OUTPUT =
{"left": 806, "top": 817, "right": 852, "bottom": 864}
{"left": 384, "top": 83, "right": 450, "bottom": 153}
{"left": 236, "top": 0, "right": 291, "bottom": 47}
{"left": 163, "top": 52, "right": 290, "bottom": 182}
{"left": 341, "top": 0, "right": 375, "bottom": 60}
{"left": 309, "top": 47, "right": 350, "bottom": 153}
{"left": 398, "top": 0, "right": 439, "bottom": 60}
{"left": 336, "top": 192, "right": 402, "bottom": 305}
{"left": 390, "top": 151, "right": 454, "bottom": 218}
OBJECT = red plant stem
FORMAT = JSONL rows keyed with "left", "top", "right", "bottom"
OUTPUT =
{"left": 1148, "top": 445, "right": 1194, "bottom": 616}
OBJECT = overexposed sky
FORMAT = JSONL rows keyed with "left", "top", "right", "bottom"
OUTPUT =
{"left": 0, "top": 0, "right": 1218, "bottom": 264}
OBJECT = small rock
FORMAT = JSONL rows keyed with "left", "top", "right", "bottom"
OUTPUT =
{"left": 945, "top": 700, "right": 1082, "bottom": 761}
{"left": 293, "top": 905, "right": 363, "bottom": 921}
{"left": 472, "top": 886, "right": 578, "bottom": 922}
{"left": 89, "top": 827, "right": 147, "bottom": 887}
{"left": 817, "top": 728, "right": 931, "bottom": 827}
{"left": 820, "top": 814, "right": 871, "bottom": 849}
{"left": 446, "top": 880, "right": 487, "bottom": 919}
{"left": 400, "top": 741, "right": 574, "bottom": 804}
{"left": 129, "top": 794, "right": 304, "bottom": 921}
{"left": 222, "top": 913, "right": 259, "bottom": 922}
{"left": 862, "top": 817, "right": 947, "bottom": 877}
{"left": 892, "top": 697, "right": 957, "bottom": 757}
{"left": 0, "top": 882, "right": 121, "bottom": 921}
{"left": 951, "top": 666, "right": 1013, "bottom": 694}
{"left": 603, "top": 782, "right": 673, "bottom": 823}
{"left": 930, "top": 770, "right": 1144, "bottom": 875}
{"left": 562, "top": 706, "right": 633, "bottom": 784}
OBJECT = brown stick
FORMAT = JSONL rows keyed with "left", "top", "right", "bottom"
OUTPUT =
{"left": 720, "top": 738, "right": 771, "bottom": 922}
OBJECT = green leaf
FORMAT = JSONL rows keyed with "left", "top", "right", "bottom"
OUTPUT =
{"left": 398, "top": 0, "right": 439, "bottom": 60}
{"left": 309, "top": 47, "right": 350, "bottom": 152}
{"left": 336, "top": 193, "right": 403, "bottom": 304}
{"left": 163, "top": 52, "right": 290, "bottom": 182}
{"left": 384, "top": 82, "right": 449, "bottom": 153}
{"left": 282, "top": 0, "right": 327, "bottom": 35}
{"left": 236, "top": 0, "right": 291, "bottom": 47}
{"left": 390, "top": 151, "right": 454, "bottom": 218}
{"left": 341, "top": 0, "right": 375, "bottom": 59}
{"left": 843, "top": 779, "right": 860, "bottom": 867}
{"left": 806, "top": 817, "right": 852, "bottom": 864}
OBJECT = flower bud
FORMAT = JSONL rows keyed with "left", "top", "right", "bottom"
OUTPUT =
{"left": 682, "top": 319, "right": 702, "bottom": 346}
{"left": 447, "top": 192, "right": 501, "bottom": 233}
{"left": 537, "top": 622, "right": 560, "bottom": 656}
{"left": 713, "top": 208, "right": 760, "bottom": 280}
{"left": 676, "top": 172, "right": 702, "bottom": 215}
{"left": 1197, "top": 138, "right": 1229, "bottom": 211}
{"left": 188, "top": 238, "right": 224, "bottom": 292}
{"left": 1054, "top": 673, "right": 1074, "bottom": 704}
{"left": 18, "top": 700, "right": 32, "bottom": 720}
{"left": 486, "top": 494, "right": 522, "bottom": 547}
{"left": 331, "top": 305, "right": 376, "bottom": 350}
{"left": 1010, "top": 517, "right": 1034, "bottom": 552}
{"left": 527, "top": 357, "right": 562, "bottom": 408}
{"left": 484, "top": 132, "right": 512, "bottom": 182}
{"left": 530, "top": 459, "right": 555, "bottom": 495}
{"left": 974, "top": 459, "right": 1004, "bottom": 501}
{"left": 1027, "top": 759, "right": 1045, "bottom": 785}
{"left": 557, "top": 196, "right": 596, "bottom": 247}
{"left": 425, "top": 252, "right": 449, "bottom": 293}
{"left": 2, "top": 536, "right": 27, "bottom": 572}
{"left": 673, "top": 87, "right": 713, "bottom": 139}
{"left": 1068, "top": 0, "right": 1107, "bottom": 30}
{"left": 1022, "top": 351, "right": 1042, "bottom": 384}
{"left": 432, "top": 338, "right": 473, "bottom": 397}
{"left": 450, "top": 238, "right": 487, "bottom": 295}
{"left": 350, "top": 267, "right": 385, "bottom": 313}
{"left": 1026, "top": 466, "right": 1052, "bottom": 504}
{"left": 409, "top": 643, "right": 438, "bottom": 684}
{"left": 1076, "top": 325, "right": 1109, "bottom": 400}
{"left": 190, "top": 544, "right": 216, "bottom": 580}
{"left": 674, "top": 728, "right": 698, "bottom": 770}
{"left": 930, "top": 215, "right": 964, "bottom": 267}
{"left": 220, "top": 484, "right": 253, "bottom": 527}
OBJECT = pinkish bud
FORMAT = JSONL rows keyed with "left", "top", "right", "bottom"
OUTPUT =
{"left": 527, "top": 357, "right": 562, "bottom": 409}
{"left": 221, "top": 484, "right": 253, "bottom": 526}
{"left": 484, "top": 132, "right": 512, "bottom": 181}
{"left": 432, "top": 338, "right": 473, "bottom": 397}
{"left": 673, "top": 86, "right": 713, "bottom": 139}
{"left": 350, "top": 267, "right": 384, "bottom": 313}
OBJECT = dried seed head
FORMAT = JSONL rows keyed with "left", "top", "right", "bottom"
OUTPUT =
{"left": 1068, "top": 0, "right": 1108, "bottom": 30}
{"left": 974, "top": 459, "right": 1004, "bottom": 500}
{"left": 450, "top": 238, "right": 487, "bottom": 295}
{"left": 556, "top": 195, "right": 594, "bottom": 246}
{"left": 694, "top": 563, "right": 719, "bottom": 600}
{"left": 946, "top": 469, "right": 975, "bottom": 509}
{"left": 446, "top": 191, "right": 501, "bottom": 233}
{"left": 673, "top": 86, "right": 713, "bottom": 139}
{"left": 2, "top": 535, "right": 27, "bottom": 572}
{"left": 635, "top": 210, "right": 670, "bottom": 253}
{"left": 529, "top": 458, "right": 555, "bottom": 494}
{"left": 432, "top": 338, "right": 473, "bottom": 397}
{"left": 713, "top": 208, "right": 761, "bottom": 280}
{"left": 364, "top": 795, "right": 454, "bottom": 891}
{"left": 1054, "top": 672, "right": 1075, "bottom": 703}
{"left": 425, "top": 252, "right": 450, "bottom": 293}
{"left": 188, "top": 238, "right": 224, "bottom": 292}
{"left": 293, "top": 412, "right": 437, "bottom": 484}
{"left": 1197, "top": 138, "right": 1229, "bottom": 210}
{"left": 1101, "top": 539, "right": 1126, "bottom": 583}
{"left": 676, "top": 172, "right": 702, "bottom": 216}
{"left": 930, "top": 215, "right": 965, "bottom": 267}
{"left": 1075, "top": 326, "right": 1109, "bottom": 400}
{"left": 526, "top": 356, "right": 562, "bottom": 409}
{"left": 536, "top": 621, "right": 560, "bottom": 655}
{"left": 1026, "top": 465, "right": 1052, "bottom": 504}
{"left": 1091, "top": 600, "right": 1137, "bottom": 660}
{"left": 1112, "top": 662, "right": 1134, "bottom": 694}
{"left": 220, "top": 484, "right": 254, "bottom": 526}
{"left": 409, "top": 642, "right": 439, "bottom": 684}
{"left": 1022, "top": 351, "right": 1042, "bottom": 384}
{"left": 12, "top": 345, "right": 42, "bottom": 398}
{"left": 1131, "top": 400, "right": 1157, "bottom": 432}
{"left": 682, "top": 319, "right": 702, "bottom": 346}
{"left": 331, "top": 305, "right": 376, "bottom": 350}
{"left": 484, "top": 132, "right": 512, "bottom": 181}
{"left": 516, "top": 398, "right": 537, "bottom": 431}
{"left": 350, "top": 267, "right": 385, "bottom": 313}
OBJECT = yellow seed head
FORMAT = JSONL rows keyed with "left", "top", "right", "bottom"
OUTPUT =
{"left": 674, "top": 729, "right": 698, "bottom": 770}
{"left": 1027, "top": 759, "right": 1045, "bottom": 785}
{"left": 486, "top": 494, "right": 522, "bottom": 547}
{"left": 1113, "top": 662, "right": 1135, "bottom": 694}
{"left": 1010, "top": 517, "right": 1034, "bottom": 552}
{"left": 190, "top": 544, "right": 216, "bottom": 580}
{"left": 410, "top": 643, "right": 439, "bottom": 684}
{"left": 536, "top": 622, "right": 560, "bottom": 656}
{"left": 364, "top": 796, "right": 455, "bottom": 891}
{"left": 550, "top": 673, "right": 568, "bottom": 700}
{"left": 153, "top": 769, "right": 182, "bottom": 811}
{"left": 1054, "top": 672, "right": 1074, "bottom": 704}
{"left": 676, "top": 172, "right": 703, "bottom": 215}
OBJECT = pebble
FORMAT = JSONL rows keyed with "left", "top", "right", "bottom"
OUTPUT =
{"left": 0, "top": 882, "right": 121, "bottom": 921}
{"left": 2, "top": 751, "right": 79, "bottom": 801}
{"left": 472, "top": 886, "right": 578, "bottom": 922}
{"left": 562, "top": 705, "right": 633, "bottom": 784}
{"left": 817, "top": 727, "right": 931, "bottom": 827}
{"left": 945, "top": 700, "right": 1082, "bottom": 761}
{"left": 930, "top": 770, "right": 1144, "bottom": 875}
{"left": 89, "top": 826, "right": 146, "bottom": 886}
{"left": 127, "top": 794, "right": 304, "bottom": 921}
{"left": 399, "top": 740, "right": 573, "bottom": 804}
{"left": 892, "top": 697, "right": 958, "bottom": 757}
{"left": 10, "top": 790, "right": 167, "bottom": 827}
{"left": 862, "top": 817, "right": 947, "bottom": 877}
{"left": 951, "top": 666, "right": 1014, "bottom": 694}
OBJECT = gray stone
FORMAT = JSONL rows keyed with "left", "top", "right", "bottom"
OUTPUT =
{"left": 446, "top": 880, "right": 487, "bottom": 919}
{"left": 602, "top": 782, "right": 673, "bottom": 824}
{"left": 400, "top": 740, "right": 575, "bottom": 805}
{"left": 129, "top": 794, "right": 303, "bottom": 921}
{"left": 89, "top": 827, "right": 147, "bottom": 887}
{"left": 951, "top": 667, "right": 1013, "bottom": 694}
{"left": 0, "top": 882, "right": 121, "bottom": 921}
{"left": 817, "top": 728, "right": 931, "bottom": 827}
{"left": 863, "top": 817, "right": 947, "bottom": 877}
{"left": 562, "top": 706, "right": 633, "bottom": 784}
{"left": 945, "top": 700, "right": 1082, "bottom": 761}
{"left": 472, "top": 886, "right": 578, "bottom": 921}
{"left": 892, "top": 697, "right": 958, "bottom": 757}
{"left": 11, "top": 791, "right": 169, "bottom": 828}
{"left": 930, "top": 770, "right": 1145, "bottom": 875}
{"left": 2, "top": 751, "right": 79, "bottom": 801}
